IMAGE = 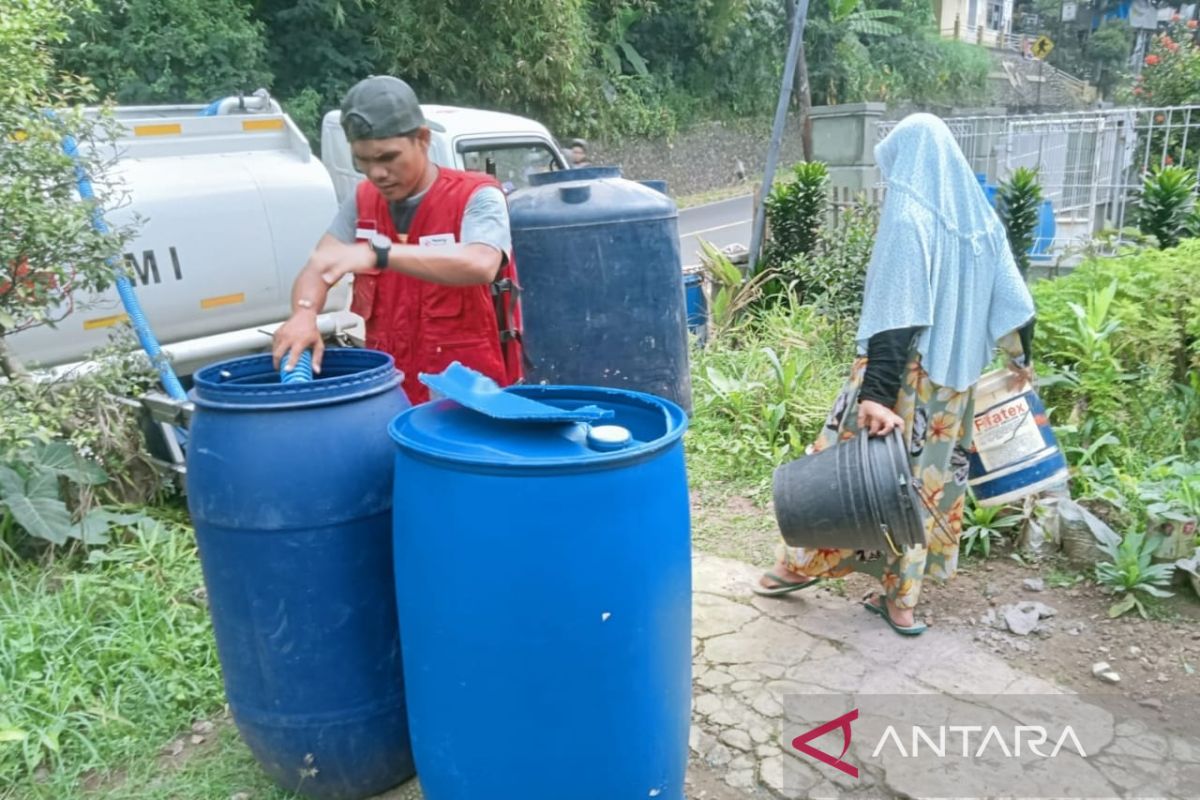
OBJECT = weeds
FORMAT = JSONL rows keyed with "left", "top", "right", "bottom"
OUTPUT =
{"left": 0, "top": 517, "right": 222, "bottom": 793}
{"left": 1095, "top": 531, "right": 1176, "bottom": 618}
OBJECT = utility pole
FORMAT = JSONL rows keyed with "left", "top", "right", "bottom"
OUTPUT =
{"left": 748, "top": 0, "right": 810, "bottom": 275}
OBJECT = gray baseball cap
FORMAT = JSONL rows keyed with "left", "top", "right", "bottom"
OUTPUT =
{"left": 340, "top": 76, "right": 427, "bottom": 141}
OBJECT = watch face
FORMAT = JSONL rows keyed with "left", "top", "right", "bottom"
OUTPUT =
{"left": 371, "top": 233, "right": 391, "bottom": 249}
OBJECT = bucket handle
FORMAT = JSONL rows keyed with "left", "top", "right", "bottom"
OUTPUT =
{"left": 859, "top": 431, "right": 905, "bottom": 558}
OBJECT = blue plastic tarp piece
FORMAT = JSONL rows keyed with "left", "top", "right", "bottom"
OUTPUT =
{"left": 419, "top": 362, "right": 614, "bottom": 423}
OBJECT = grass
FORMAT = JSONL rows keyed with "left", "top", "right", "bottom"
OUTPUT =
{"left": 675, "top": 183, "right": 754, "bottom": 210}
{"left": 0, "top": 517, "right": 225, "bottom": 799}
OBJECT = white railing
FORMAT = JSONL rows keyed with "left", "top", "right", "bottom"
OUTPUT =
{"left": 872, "top": 105, "right": 1200, "bottom": 257}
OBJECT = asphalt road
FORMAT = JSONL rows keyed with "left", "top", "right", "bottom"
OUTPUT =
{"left": 676, "top": 194, "right": 753, "bottom": 268}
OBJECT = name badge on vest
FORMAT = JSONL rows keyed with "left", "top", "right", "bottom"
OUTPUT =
{"left": 418, "top": 233, "right": 456, "bottom": 247}
{"left": 355, "top": 219, "right": 377, "bottom": 242}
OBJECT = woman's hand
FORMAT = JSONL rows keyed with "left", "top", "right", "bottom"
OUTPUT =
{"left": 1006, "top": 358, "right": 1035, "bottom": 391}
{"left": 857, "top": 399, "right": 905, "bottom": 437}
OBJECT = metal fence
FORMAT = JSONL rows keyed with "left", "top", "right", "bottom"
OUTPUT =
{"left": 870, "top": 105, "right": 1200, "bottom": 258}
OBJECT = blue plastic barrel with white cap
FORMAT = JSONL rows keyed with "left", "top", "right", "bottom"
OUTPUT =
{"left": 388, "top": 364, "right": 691, "bottom": 800}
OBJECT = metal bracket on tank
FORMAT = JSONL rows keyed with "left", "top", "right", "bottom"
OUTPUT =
{"left": 141, "top": 390, "right": 194, "bottom": 427}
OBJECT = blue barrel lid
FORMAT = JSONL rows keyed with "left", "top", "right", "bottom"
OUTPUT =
{"left": 389, "top": 384, "right": 687, "bottom": 471}
{"left": 508, "top": 165, "right": 676, "bottom": 229}
{"left": 192, "top": 348, "right": 402, "bottom": 410}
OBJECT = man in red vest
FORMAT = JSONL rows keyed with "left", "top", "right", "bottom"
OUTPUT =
{"left": 272, "top": 76, "right": 521, "bottom": 403}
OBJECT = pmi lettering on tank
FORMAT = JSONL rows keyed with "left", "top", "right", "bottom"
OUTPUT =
{"left": 972, "top": 396, "right": 1047, "bottom": 472}
{"left": 123, "top": 246, "right": 183, "bottom": 285}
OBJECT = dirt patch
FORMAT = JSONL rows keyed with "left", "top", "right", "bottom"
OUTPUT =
{"left": 691, "top": 483, "right": 779, "bottom": 567}
{"left": 921, "top": 552, "right": 1200, "bottom": 702}
{"left": 80, "top": 713, "right": 230, "bottom": 795}
{"left": 693, "top": 490, "right": 1200, "bottom": 709}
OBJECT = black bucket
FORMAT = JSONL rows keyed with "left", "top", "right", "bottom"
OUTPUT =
{"left": 772, "top": 430, "right": 926, "bottom": 555}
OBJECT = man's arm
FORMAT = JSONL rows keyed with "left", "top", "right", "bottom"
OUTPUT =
{"left": 319, "top": 185, "right": 510, "bottom": 287}
{"left": 272, "top": 232, "right": 348, "bottom": 374}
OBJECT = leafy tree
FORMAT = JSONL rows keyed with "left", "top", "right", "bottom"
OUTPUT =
{"left": 1027, "top": 1, "right": 1132, "bottom": 98}
{"left": 371, "top": 0, "right": 594, "bottom": 135}
{"left": 0, "top": 0, "right": 134, "bottom": 379}
{"left": 58, "top": 0, "right": 272, "bottom": 104}
{"left": 254, "top": 0, "right": 379, "bottom": 142}
{"left": 1133, "top": 19, "right": 1200, "bottom": 106}
{"left": 1087, "top": 22, "right": 1133, "bottom": 100}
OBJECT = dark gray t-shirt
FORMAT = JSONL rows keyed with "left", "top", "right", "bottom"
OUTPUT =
{"left": 327, "top": 183, "right": 511, "bottom": 256}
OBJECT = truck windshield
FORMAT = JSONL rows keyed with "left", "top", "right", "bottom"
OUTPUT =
{"left": 460, "top": 142, "right": 562, "bottom": 194}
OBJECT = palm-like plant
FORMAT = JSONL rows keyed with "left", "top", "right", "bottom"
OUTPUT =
{"left": 1095, "top": 531, "right": 1176, "bottom": 618}
{"left": 997, "top": 167, "right": 1043, "bottom": 279}
{"left": 1138, "top": 165, "right": 1197, "bottom": 249}
{"left": 764, "top": 161, "right": 830, "bottom": 270}
{"left": 961, "top": 498, "right": 1024, "bottom": 558}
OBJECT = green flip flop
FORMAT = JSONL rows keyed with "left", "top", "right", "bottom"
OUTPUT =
{"left": 752, "top": 572, "right": 822, "bottom": 597}
{"left": 863, "top": 595, "right": 927, "bottom": 636}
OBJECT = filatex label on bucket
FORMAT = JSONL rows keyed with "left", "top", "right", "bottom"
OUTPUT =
{"left": 972, "top": 396, "right": 1045, "bottom": 471}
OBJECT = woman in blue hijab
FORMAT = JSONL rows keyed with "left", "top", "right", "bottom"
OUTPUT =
{"left": 754, "top": 114, "right": 1037, "bottom": 636}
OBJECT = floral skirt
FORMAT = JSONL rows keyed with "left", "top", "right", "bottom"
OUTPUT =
{"left": 780, "top": 354, "right": 976, "bottom": 609}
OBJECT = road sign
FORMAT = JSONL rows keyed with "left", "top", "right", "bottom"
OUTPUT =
{"left": 1032, "top": 35, "right": 1054, "bottom": 59}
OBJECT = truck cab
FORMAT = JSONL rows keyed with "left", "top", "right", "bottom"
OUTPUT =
{"left": 320, "top": 105, "right": 568, "bottom": 205}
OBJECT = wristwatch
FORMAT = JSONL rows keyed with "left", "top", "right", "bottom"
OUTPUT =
{"left": 369, "top": 233, "right": 391, "bottom": 269}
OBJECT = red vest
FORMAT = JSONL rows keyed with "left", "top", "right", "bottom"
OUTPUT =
{"left": 351, "top": 168, "right": 523, "bottom": 403}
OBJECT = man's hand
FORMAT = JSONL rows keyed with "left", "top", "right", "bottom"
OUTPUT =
{"left": 312, "top": 240, "right": 379, "bottom": 288}
{"left": 857, "top": 399, "right": 905, "bottom": 437}
{"left": 272, "top": 310, "right": 325, "bottom": 374}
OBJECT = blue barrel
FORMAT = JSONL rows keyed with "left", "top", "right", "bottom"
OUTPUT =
{"left": 187, "top": 349, "right": 415, "bottom": 799}
{"left": 683, "top": 266, "right": 708, "bottom": 344}
{"left": 978, "top": 174, "right": 1056, "bottom": 256}
{"left": 389, "top": 384, "right": 691, "bottom": 799}
{"left": 509, "top": 166, "right": 692, "bottom": 412}
{"left": 1031, "top": 199, "right": 1056, "bottom": 255}
{"left": 967, "top": 368, "right": 1069, "bottom": 507}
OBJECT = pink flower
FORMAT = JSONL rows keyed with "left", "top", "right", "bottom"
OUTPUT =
{"left": 1146, "top": 54, "right": 1161, "bottom": 66}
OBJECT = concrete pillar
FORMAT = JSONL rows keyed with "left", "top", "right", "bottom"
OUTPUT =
{"left": 809, "top": 102, "right": 887, "bottom": 190}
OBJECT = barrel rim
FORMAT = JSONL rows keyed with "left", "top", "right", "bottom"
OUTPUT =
{"left": 388, "top": 384, "right": 688, "bottom": 469}
{"left": 192, "top": 348, "right": 402, "bottom": 410}
{"left": 527, "top": 165, "right": 621, "bottom": 186}
{"left": 973, "top": 367, "right": 1033, "bottom": 408}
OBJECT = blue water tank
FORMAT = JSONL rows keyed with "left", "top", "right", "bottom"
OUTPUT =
{"left": 978, "top": 174, "right": 1056, "bottom": 256}
{"left": 187, "top": 349, "right": 414, "bottom": 800}
{"left": 509, "top": 166, "right": 692, "bottom": 412}
{"left": 389, "top": 384, "right": 692, "bottom": 800}
{"left": 683, "top": 268, "right": 708, "bottom": 344}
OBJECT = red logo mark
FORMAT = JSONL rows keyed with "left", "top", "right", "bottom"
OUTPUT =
{"left": 791, "top": 709, "right": 859, "bottom": 778}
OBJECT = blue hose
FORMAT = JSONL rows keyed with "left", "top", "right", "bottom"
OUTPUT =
{"left": 60, "top": 130, "right": 188, "bottom": 401}
{"left": 280, "top": 351, "right": 314, "bottom": 384}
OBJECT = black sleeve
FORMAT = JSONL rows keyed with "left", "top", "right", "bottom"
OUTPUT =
{"left": 1017, "top": 318, "right": 1035, "bottom": 366}
{"left": 859, "top": 326, "right": 920, "bottom": 408}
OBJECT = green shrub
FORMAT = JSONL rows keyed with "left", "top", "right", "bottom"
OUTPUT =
{"left": 1137, "top": 165, "right": 1197, "bottom": 249}
{"left": 1033, "top": 239, "right": 1200, "bottom": 467}
{"left": 763, "top": 161, "right": 830, "bottom": 272}
{"left": 688, "top": 299, "right": 849, "bottom": 488}
{"left": 0, "top": 335, "right": 165, "bottom": 561}
{"left": 997, "top": 167, "right": 1044, "bottom": 279}
{"left": 776, "top": 198, "right": 877, "bottom": 338}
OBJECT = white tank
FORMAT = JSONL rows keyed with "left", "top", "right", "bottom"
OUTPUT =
{"left": 9, "top": 98, "right": 352, "bottom": 377}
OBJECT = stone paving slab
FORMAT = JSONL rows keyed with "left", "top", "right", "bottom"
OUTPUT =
{"left": 690, "top": 553, "right": 1200, "bottom": 799}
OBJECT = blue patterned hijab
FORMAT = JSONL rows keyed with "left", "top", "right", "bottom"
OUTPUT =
{"left": 856, "top": 114, "right": 1035, "bottom": 392}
